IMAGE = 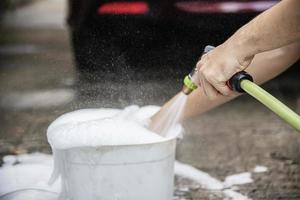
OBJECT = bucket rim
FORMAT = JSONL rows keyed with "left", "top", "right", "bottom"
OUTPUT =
{"left": 54, "top": 136, "right": 178, "bottom": 150}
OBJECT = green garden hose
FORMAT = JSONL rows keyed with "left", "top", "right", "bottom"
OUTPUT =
{"left": 229, "top": 71, "right": 300, "bottom": 132}
{"left": 240, "top": 79, "right": 300, "bottom": 132}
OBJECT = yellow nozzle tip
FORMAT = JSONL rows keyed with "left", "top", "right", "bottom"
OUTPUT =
{"left": 183, "top": 76, "right": 197, "bottom": 91}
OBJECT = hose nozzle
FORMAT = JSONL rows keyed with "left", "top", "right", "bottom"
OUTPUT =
{"left": 182, "top": 75, "right": 198, "bottom": 95}
{"left": 182, "top": 45, "right": 215, "bottom": 95}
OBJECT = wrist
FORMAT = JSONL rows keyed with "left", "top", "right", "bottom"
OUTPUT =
{"left": 228, "top": 26, "right": 259, "bottom": 65}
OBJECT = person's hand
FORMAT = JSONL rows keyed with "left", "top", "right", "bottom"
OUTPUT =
{"left": 196, "top": 42, "right": 254, "bottom": 99}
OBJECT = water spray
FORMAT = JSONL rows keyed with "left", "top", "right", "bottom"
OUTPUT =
{"left": 182, "top": 45, "right": 300, "bottom": 132}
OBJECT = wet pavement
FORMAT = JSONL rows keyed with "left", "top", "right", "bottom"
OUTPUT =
{"left": 1, "top": 0, "right": 300, "bottom": 199}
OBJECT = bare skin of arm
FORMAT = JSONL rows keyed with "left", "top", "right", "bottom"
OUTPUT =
{"left": 149, "top": 42, "right": 300, "bottom": 130}
{"left": 197, "top": 0, "right": 300, "bottom": 99}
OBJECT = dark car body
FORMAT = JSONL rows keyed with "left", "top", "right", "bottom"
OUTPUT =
{"left": 68, "top": 1, "right": 278, "bottom": 80}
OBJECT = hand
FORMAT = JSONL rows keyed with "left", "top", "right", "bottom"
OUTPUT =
{"left": 196, "top": 42, "right": 254, "bottom": 99}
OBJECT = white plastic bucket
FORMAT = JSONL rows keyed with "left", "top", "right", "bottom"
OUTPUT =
{"left": 57, "top": 139, "right": 177, "bottom": 200}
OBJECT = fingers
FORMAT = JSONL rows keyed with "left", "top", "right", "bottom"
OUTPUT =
{"left": 198, "top": 67, "right": 230, "bottom": 99}
{"left": 200, "top": 76, "right": 219, "bottom": 99}
{"left": 196, "top": 53, "right": 232, "bottom": 100}
{"left": 206, "top": 73, "right": 231, "bottom": 96}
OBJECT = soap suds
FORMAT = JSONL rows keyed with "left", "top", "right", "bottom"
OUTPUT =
{"left": 175, "top": 161, "right": 251, "bottom": 200}
{"left": 47, "top": 105, "right": 181, "bottom": 150}
{"left": 223, "top": 172, "right": 253, "bottom": 187}
{"left": 0, "top": 153, "right": 60, "bottom": 196}
{"left": 253, "top": 165, "right": 268, "bottom": 173}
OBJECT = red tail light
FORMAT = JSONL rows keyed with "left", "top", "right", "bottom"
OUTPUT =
{"left": 98, "top": 2, "right": 149, "bottom": 15}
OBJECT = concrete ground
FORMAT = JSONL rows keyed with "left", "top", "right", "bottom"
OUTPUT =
{"left": 1, "top": 0, "right": 300, "bottom": 199}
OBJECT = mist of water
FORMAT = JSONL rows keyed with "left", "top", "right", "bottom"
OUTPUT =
{"left": 150, "top": 92, "right": 187, "bottom": 137}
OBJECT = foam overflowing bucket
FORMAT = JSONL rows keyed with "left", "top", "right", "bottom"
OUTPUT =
{"left": 47, "top": 106, "right": 181, "bottom": 200}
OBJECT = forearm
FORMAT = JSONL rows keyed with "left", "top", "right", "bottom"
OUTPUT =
{"left": 229, "top": 0, "right": 300, "bottom": 62}
{"left": 150, "top": 42, "right": 300, "bottom": 123}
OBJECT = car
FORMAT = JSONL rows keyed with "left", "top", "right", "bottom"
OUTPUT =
{"left": 67, "top": 0, "right": 278, "bottom": 81}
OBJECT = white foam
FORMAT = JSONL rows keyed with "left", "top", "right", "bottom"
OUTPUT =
{"left": 223, "top": 172, "right": 253, "bottom": 187}
{"left": 174, "top": 161, "right": 224, "bottom": 190}
{"left": 0, "top": 153, "right": 60, "bottom": 196}
{"left": 253, "top": 165, "right": 268, "bottom": 173}
{"left": 47, "top": 105, "right": 180, "bottom": 149}
{"left": 174, "top": 161, "right": 251, "bottom": 200}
